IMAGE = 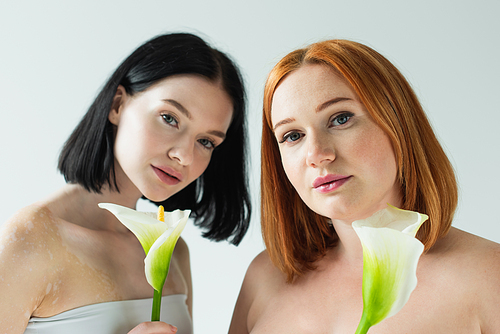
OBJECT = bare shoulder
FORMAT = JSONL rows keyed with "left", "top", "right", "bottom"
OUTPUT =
{"left": 427, "top": 227, "right": 500, "bottom": 280}
{"left": 174, "top": 236, "right": 189, "bottom": 260}
{"left": 428, "top": 227, "right": 500, "bottom": 332}
{"left": 172, "top": 237, "right": 192, "bottom": 315}
{"left": 432, "top": 227, "right": 500, "bottom": 264}
{"left": 0, "top": 204, "right": 63, "bottom": 281}
{"left": 172, "top": 236, "right": 191, "bottom": 289}
{"left": 0, "top": 204, "right": 63, "bottom": 331}
{"left": 1, "top": 204, "right": 62, "bottom": 254}
{"left": 248, "top": 250, "right": 280, "bottom": 274}
{"left": 229, "top": 251, "right": 285, "bottom": 334}
{"left": 247, "top": 251, "right": 288, "bottom": 303}
{"left": 172, "top": 237, "right": 191, "bottom": 281}
{"left": 240, "top": 250, "right": 285, "bottom": 293}
{"left": 452, "top": 228, "right": 500, "bottom": 332}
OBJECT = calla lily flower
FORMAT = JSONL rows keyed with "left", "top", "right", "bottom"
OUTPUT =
{"left": 352, "top": 205, "right": 428, "bottom": 334}
{"left": 98, "top": 203, "right": 190, "bottom": 321}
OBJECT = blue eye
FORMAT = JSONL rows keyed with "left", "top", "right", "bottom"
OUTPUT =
{"left": 162, "top": 114, "right": 178, "bottom": 127}
{"left": 288, "top": 132, "right": 301, "bottom": 141}
{"left": 331, "top": 112, "right": 353, "bottom": 126}
{"left": 280, "top": 131, "right": 303, "bottom": 144}
{"left": 198, "top": 138, "right": 215, "bottom": 149}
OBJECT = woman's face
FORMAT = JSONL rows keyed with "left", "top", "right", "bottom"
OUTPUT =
{"left": 109, "top": 74, "right": 233, "bottom": 202}
{"left": 271, "top": 64, "right": 401, "bottom": 223}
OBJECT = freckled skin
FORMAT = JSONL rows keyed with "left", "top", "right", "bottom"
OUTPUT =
{"left": 230, "top": 230, "right": 500, "bottom": 334}
{"left": 229, "top": 64, "right": 500, "bottom": 334}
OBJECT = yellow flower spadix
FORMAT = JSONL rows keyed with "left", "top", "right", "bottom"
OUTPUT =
{"left": 98, "top": 203, "right": 190, "bottom": 321}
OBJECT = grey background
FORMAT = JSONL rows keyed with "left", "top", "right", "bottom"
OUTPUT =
{"left": 1, "top": 0, "right": 499, "bottom": 332}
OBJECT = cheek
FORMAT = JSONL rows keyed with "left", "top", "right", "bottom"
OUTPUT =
{"left": 191, "top": 151, "right": 212, "bottom": 179}
{"left": 115, "top": 115, "right": 151, "bottom": 151}
{"left": 280, "top": 151, "right": 303, "bottom": 190}
{"left": 355, "top": 131, "right": 398, "bottom": 182}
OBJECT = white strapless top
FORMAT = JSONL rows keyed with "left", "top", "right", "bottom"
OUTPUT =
{"left": 24, "top": 294, "right": 192, "bottom": 334}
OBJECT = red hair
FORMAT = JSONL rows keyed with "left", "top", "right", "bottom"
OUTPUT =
{"left": 261, "top": 40, "right": 458, "bottom": 282}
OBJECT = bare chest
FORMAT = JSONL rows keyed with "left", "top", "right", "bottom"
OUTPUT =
{"left": 33, "top": 231, "right": 187, "bottom": 317}
{"left": 249, "top": 267, "right": 479, "bottom": 333}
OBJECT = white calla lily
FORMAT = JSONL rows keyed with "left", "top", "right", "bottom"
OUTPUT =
{"left": 98, "top": 203, "right": 190, "bottom": 321}
{"left": 353, "top": 205, "right": 428, "bottom": 334}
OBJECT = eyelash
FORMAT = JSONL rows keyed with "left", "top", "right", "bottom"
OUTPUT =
{"left": 278, "top": 112, "right": 354, "bottom": 144}
{"left": 161, "top": 113, "right": 179, "bottom": 127}
{"left": 279, "top": 131, "right": 303, "bottom": 144}
{"left": 161, "top": 113, "right": 216, "bottom": 150}
{"left": 198, "top": 138, "right": 216, "bottom": 150}
{"left": 330, "top": 112, "right": 354, "bottom": 127}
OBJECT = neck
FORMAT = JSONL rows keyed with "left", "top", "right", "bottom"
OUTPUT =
{"left": 330, "top": 192, "right": 404, "bottom": 263}
{"left": 330, "top": 218, "right": 364, "bottom": 264}
{"left": 41, "top": 183, "right": 142, "bottom": 232}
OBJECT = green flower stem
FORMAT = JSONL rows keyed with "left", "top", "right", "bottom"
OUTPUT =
{"left": 354, "top": 312, "right": 371, "bottom": 334}
{"left": 151, "top": 289, "right": 162, "bottom": 321}
{"left": 98, "top": 204, "right": 190, "bottom": 323}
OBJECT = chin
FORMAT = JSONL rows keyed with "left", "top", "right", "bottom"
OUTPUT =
{"left": 316, "top": 203, "right": 369, "bottom": 223}
{"left": 142, "top": 189, "right": 178, "bottom": 203}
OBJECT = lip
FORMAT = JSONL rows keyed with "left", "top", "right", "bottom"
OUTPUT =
{"left": 152, "top": 165, "right": 183, "bottom": 185}
{"left": 312, "top": 174, "right": 352, "bottom": 194}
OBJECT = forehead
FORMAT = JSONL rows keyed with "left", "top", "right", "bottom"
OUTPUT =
{"left": 147, "top": 74, "right": 222, "bottom": 95}
{"left": 271, "top": 64, "right": 359, "bottom": 121}
{"left": 139, "top": 74, "right": 234, "bottom": 129}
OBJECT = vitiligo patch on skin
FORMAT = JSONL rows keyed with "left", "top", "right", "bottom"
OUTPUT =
{"left": 7, "top": 225, "right": 18, "bottom": 242}
{"left": 1, "top": 205, "right": 121, "bottom": 320}
{"left": 1, "top": 215, "right": 58, "bottom": 266}
{"left": 25, "top": 220, "right": 34, "bottom": 231}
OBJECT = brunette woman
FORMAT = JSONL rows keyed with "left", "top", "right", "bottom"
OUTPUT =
{"left": 0, "top": 33, "right": 251, "bottom": 334}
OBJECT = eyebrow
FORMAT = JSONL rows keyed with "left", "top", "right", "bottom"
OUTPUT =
{"left": 162, "top": 99, "right": 192, "bottom": 119}
{"left": 273, "top": 97, "right": 352, "bottom": 131}
{"left": 273, "top": 118, "right": 295, "bottom": 132}
{"left": 208, "top": 130, "right": 226, "bottom": 140}
{"left": 316, "top": 97, "right": 352, "bottom": 113}
{"left": 162, "top": 99, "right": 226, "bottom": 140}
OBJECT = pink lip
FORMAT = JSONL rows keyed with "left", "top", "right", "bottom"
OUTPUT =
{"left": 313, "top": 174, "right": 352, "bottom": 194}
{"left": 152, "top": 165, "right": 183, "bottom": 185}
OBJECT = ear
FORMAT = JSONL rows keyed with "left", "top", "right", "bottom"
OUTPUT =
{"left": 108, "top": 85, "right": 128, "bottom": 125}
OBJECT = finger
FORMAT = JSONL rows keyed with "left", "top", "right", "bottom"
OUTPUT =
{"left": 128, "top": 321, "right": 178, "bottom": 333}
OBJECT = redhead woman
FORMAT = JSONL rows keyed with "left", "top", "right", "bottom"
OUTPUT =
{"left": 229, "top": 40, "right": 500, "bottom": 333}
{"left": 0, "top": 33, "right": 251, "bottom": 334}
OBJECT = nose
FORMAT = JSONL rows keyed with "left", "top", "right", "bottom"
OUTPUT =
{"left": 305, "top": 132, "right": 335, "bottom": 167}
{"left": 167, "top": 138, "right": 195, "bottom": 166}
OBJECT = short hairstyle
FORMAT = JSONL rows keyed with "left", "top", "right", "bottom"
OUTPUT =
{"left": 59, "top": 33, "right": 251, "bottom": 245}
{"left": 262, "top": 39, "right": 458, "bottom": 281}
